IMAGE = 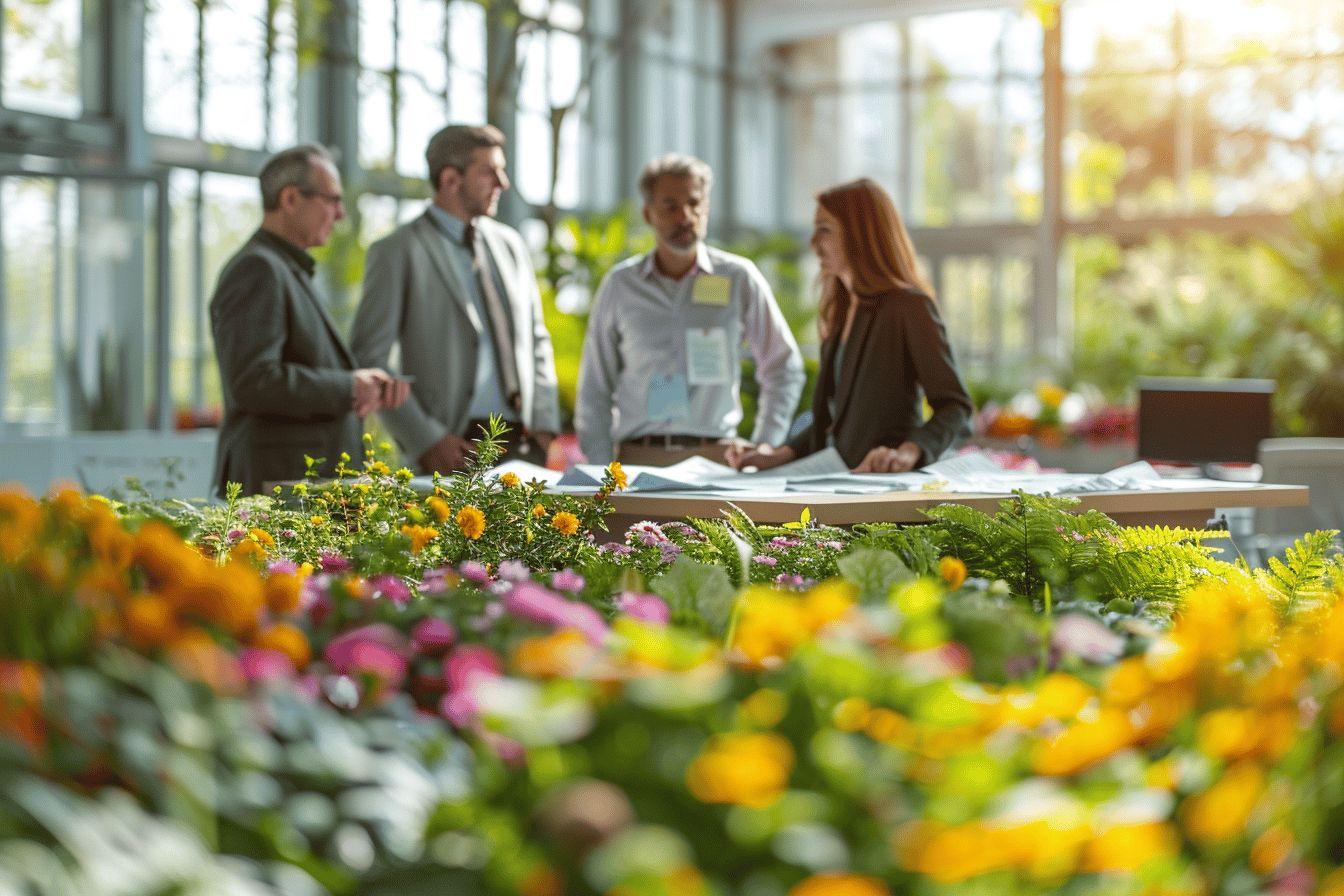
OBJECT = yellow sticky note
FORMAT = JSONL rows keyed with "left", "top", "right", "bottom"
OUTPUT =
{"left": 692, "top": 274, "right": 731, "bottom": 306}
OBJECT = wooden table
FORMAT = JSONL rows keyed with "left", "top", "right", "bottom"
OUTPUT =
{"left": 602, "top": 483, "right": 1309, "bottom": 531}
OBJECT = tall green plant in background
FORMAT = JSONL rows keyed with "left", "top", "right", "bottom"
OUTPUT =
{"left": 1265, "top": 198, "right": 1344, "bottom": 435}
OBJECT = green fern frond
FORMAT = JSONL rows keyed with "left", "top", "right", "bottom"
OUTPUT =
{"left": 1253, "top": 530, "right": 1338, "bottom": 611}
{"left": 690, "top": 517, "right": 746, "bottom": 588}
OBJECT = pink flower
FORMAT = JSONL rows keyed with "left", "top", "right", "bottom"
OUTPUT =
{"left": 458, "top": 560, "right": 489, "bottom": 584}
{"left": 551, "top": 568, "right": 586, "bottom": 593}
{"left": 319, "top": 551, "right": 352, "bottom": 573}
{"left": 226, "top": 528, "right": 245, "bottom": 543}
{"left": 323, "top": 623, "right": 409, "bottom": 700}
{"left": 613, "top": 592, "right": 670, "bottom": 625}
{"left": 439, "top": 644, "right": 504, "bottom": 727}
{"left": 411, "top": 617, "right": 457, "bottom": 655}
{"left": 502, "top": 581, "right": 609, "bottom": 644}
{"left": 369, "top": 574, "right": 412, "bottom": 607}
{"left": 752, "top": 554, "right": 778, "bottom": 567}
{"left": 239, "top": 648, "right": 296, "bottom": 684}
{"left": 266, "top": 558, "right": 300, "bottom": 575}
{"left": 442, "top": 643, "right": 503, "bottom": 692}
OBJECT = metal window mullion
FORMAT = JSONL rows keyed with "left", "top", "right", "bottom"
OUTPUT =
{"left": 264, "top": 0, "right": 279, "bottom": 148}
{"left": 898, "top": 19, "right": 914, "bottom": 219}
{"left": 389, "top": 0, "right": 401, "bottom": 172}
{"left": 192, "top": 172, "right": 205, "bottom": 411}
{"left": 52, "top": 180, "right": 67, "bottom": 429}
{"left": 195, "top": 2, "right": 206, "bottom": 140}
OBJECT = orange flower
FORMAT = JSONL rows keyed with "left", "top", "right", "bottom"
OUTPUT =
{"left": 248, "top": 528, "right": 275, "bottom": 548}
{"left": 1080, "top": 822, "right": 1178, "bottom": 872}
{"left": 789, "top": 874, "right": 890, "bottom": 896}
{"left": 531, "top": 503, "right": 546, "bottom": 518}
{"left": 938, "top": 555, "right": 967, "bottom": 590}
{"left": 550, "top": 511, "right": 580, "bottom": 536}
{"left": 500, "top": 472, "right": 521, "bottom": 488}
{"left": 264, "top": 571, "right": 305, "bottom": 615}
{"left": 123, "top": 593, "right": 179, "bottom": 649}
{"left": 686, "top": 732, "right": 794, "bottom": 807}
{"left": 400, "top": 523, "right": 440, "bottom": 552}
{"left": 229, "top": 538, "right": 266, "bottom": 565}
{"left": 512, "top": 629, "right": 596, "bottom": 678}
{"left": 426, "top": 496, "right": 451, "bottom": 522}
{"left": 253, "top": 622, "right": 312, "bottom": 670}
{"left": 456, "top": 506, "right": 486, "bottom": 540}
{"left": 606, "top": 462, "right": 628, "bottom": 491}
{"left": 167, "top": 628, "right": 243, "bottom": 694}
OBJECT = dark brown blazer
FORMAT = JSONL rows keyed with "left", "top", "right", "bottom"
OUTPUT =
{"left": 210, "top": 229, "right": 362, "bottom": 497}
{"left": 787, "top": 287, "right": 972, "bottom": 468}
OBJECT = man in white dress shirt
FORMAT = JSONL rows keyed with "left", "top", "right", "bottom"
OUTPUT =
{"left": 575, "top": 154, "right": 804, "bottom": 465}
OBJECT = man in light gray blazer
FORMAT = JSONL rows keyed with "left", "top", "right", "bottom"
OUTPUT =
{"left": 211, "top": 144, "right": 408, "bottom": 497}
{"left": 351, "top": 124, "right": 560, "bottom": 473}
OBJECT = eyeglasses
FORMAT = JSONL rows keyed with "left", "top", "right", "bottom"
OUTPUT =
{"left": 299, "top": 188, "right": 345, "bottom": 207}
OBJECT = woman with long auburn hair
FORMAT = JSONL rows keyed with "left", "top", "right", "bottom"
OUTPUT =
{"left": 727, "top": 178, "right": 972, "bottom": 472}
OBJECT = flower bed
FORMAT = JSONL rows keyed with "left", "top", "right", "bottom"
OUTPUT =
{"left": 3, "top": 429, "right": 1344, "bottom": 896}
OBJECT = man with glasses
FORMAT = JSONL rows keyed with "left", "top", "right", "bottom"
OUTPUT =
{"left": 352, "top": 124, "right": 560, "bottom": 474}
{"left": 210, "top": 143, "right": 409, "bottom": 496}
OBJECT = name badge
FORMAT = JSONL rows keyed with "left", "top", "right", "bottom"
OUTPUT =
{"left": 647, "top": 372, "right": 690, "bottom": 422}
{"left": 692, "top": 274, "right": 731, "bottom": 306}
{"left": 686, "top": 327, "right": 731, "bottom": 386}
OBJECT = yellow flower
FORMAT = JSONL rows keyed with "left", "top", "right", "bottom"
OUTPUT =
{"left": 531, "top": 503, "right": 546, "bottom": 518}
{"left": 400, "top": 523, "right": 440, "bottom": 553}
{"left": 938, "top": 555, "right": 967, "bottom": 589}
{"left": 426, "top": 496, "right": 451, "bottom": 522}
{"left": 1181, "top": 761, "right": 1265, "bottom": 845}
{"left": 1080, "top": 822, "right": 1178, "bottom": 872}
{"left": 1035, "top": 380, "right": 1068, "bottom": 408}
{"left": 309, "top": 515, "right": 325, "bottom": 526}
{"left": 788, "top": 874, "right": 890, "bottom": 896}
{"left": 367, "top": 460, "right": 391, "bottom": 476}
{"left": 456, "top": 505, "right": 486, "bottom": 540}
{"left": 686, "top": 732, "right": 793, "bottom": 808}
{"left": 550, "top": 511, "right": 579, "bottom": 536}
{"left": 500, "top": 471, "right": 521, "bottom": 488}
{"left": 229, "top": 538, "right": 267, "bottom": 565}
{"left": 248, "top": 528, "right": 275, "bottom": 548}
{"left": 607, "top": 461, "right": 628, "bottom": 491}
{"left": 1032, "top": 707, "right": 1134, "bottom": 776}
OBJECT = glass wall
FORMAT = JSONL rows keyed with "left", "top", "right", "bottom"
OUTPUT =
{"left": 777, "top": 0, "right": 1344, "bottom": 389}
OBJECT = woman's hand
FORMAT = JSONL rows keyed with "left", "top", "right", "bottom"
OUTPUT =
{"left": 853, "top": 441, "right": 922, "bottom": 473}
{"left": 726, "top": 443, "right": 796, "bottom": 471}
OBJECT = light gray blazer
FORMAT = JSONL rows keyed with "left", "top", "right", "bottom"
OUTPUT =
{"left": 351, "top": 210, "right": 561, "bottom": 461}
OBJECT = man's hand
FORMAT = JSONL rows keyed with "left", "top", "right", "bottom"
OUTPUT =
{"left": 352, "top": 368, "right": 410, "bottom": 417}
{"left": 726, "top": 442, "right": 795, "bottom": 471}
{"left": 419, "top": 433, "right": 474, "bottom": 475}
{"left": 853, "top": 441, "right": 922, "bottom": 473}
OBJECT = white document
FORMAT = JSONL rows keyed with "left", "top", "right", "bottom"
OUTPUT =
{"left": 921, "top": 452, "right": 1007, "bottom": 479}
{"left": 756, "top": 446, "right": 850, "bottom": 479}
{"left": 686, "top": 328, "right": 731, "bottom": 386}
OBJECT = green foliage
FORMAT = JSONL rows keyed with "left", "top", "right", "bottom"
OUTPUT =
{"left": 849, "top": 523, "right": 944, "bottom": 577}
{"left": 1252, "top": 530, "right": 1341, "bottom": 615}
{"left": 649, "top": 557, "right": 736, "bottom": 634}
{"left": 836, "top": 548, "right": 912, "bottom": 605}
{"left": 922, "top": 492, "right": 1232, "bottom": 613}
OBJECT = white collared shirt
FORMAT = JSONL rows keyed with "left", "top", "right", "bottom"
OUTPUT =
{"left": 575, "top": 243, "right": 805, "bottom": 463}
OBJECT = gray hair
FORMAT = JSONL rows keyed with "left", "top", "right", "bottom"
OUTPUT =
{"left": 638, "top": 153, "right": 713, "bottom": 203}
{"left": 259, "top": 144, "right": 336, "bottom": 211}
{"left": 425, "top": 124, "right": 506, "bottom": 189}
